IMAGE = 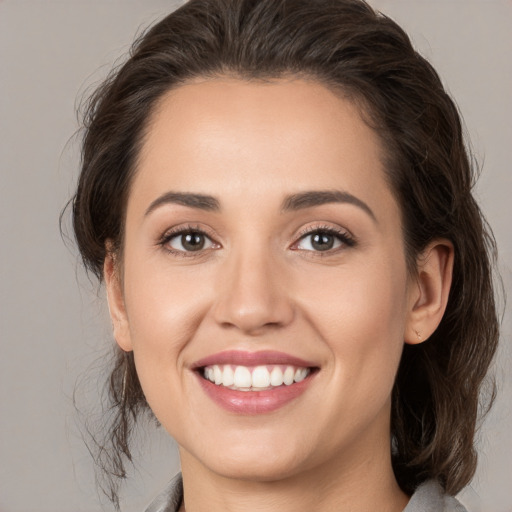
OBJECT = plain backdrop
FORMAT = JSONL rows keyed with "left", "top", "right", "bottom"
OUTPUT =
{"left": 0, "top": 1, "right": 511, "bottom": 511}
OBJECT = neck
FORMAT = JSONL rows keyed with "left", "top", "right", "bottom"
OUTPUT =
{"left": 178, "top": 433, "right": 409, "bottom": 512}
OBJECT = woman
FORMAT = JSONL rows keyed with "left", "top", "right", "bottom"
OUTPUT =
{"left": 70, "top": 0, "right": 499, "bottom": 510}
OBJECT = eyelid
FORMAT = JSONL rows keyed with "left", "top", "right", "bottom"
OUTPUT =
{"left": 291, "top": 224, "right": 356, "bottom": 252}
{"left": 156, "top": 222, "right": 355, "bottom": 256}
{"left": 158, "top": 223, "right": 221, "bottom": 255}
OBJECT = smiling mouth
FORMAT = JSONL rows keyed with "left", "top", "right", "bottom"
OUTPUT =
{"left": 193, "top": 351, "right": 319, "bottom": 413}
{"left": 199, "top": 364, "right": 315, "bottom": 391}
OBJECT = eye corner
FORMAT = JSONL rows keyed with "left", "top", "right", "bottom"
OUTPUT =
{"left": 157, "top": 224, "right": 221, "bottom": 257}
{"left": 291, "top": 225, "right": 356, "bottom": 254}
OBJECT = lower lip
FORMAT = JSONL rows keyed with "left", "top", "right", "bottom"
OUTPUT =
{"left": 196, "top": 373, "right": 315, "bottom": 414}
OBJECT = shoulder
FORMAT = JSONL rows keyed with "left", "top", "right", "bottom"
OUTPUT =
{"left": 144, "top": 473, "right": 183, "bottom": 512}
{"left": 404, "top": 480, "right": 468, "bottom": 512}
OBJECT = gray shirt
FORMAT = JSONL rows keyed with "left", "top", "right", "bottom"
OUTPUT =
{"left": 145, "top": 474, "right": 468, "bottom": 512}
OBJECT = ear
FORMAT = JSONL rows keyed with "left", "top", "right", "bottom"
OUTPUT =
{"left": 104, "top": 247, "right": 133, "bottom": 352}
{"left": 405, "top": 239, "right": 454, "bottom": 345}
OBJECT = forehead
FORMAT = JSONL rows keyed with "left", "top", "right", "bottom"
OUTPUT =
{"left": 132, "top": 77, "right": 396, "bottom": 217}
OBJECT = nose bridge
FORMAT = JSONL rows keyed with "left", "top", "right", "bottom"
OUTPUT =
{"left": 212, "top": 238, "right": 294, "bottom": 333}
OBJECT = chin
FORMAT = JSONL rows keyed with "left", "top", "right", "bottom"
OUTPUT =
{"left": 182, "top": 430, "right": 314, "bottom": 483}
{"left": 208, "top": 453, "right": 308, "bottom": 483}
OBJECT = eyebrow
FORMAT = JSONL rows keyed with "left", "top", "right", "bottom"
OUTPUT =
{"left": 144, "top": 189, "right": 376, "bottom": 222}
{"left": 145, "top": 192, "right": 220, "bottom": 216}
{"left": 281, "top": 190, "right": 376, "bottom": 222}
{"left": 281, "top": 190, "right": 377, "bottom": 222}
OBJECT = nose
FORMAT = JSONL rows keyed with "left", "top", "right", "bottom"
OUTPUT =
{"left": 212, "top": 247, "right": 295, "bottom": 335}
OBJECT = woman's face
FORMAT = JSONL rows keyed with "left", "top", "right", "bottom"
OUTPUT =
{"left": 109, "top": 77, "right": 419, "bottom": 481}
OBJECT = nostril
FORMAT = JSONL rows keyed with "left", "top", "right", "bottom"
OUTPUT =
{"left": 211, "top": 262, "right": 295, "bottom": 332}
{"left": 214, "top": 303, "right": 295, "bottom": 334}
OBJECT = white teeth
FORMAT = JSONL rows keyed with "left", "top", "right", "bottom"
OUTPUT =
{"left": 270, "top": 366, "right": 284, "bottom": 386}
{"left": 203, "top": 364, "right": 311, "bottom": 389}
{"left": 233, "top": 366, "right": 252, "bottom": 388}
{"left": 213, "top": 365, "right": 223, "bottom": 385}
{"left": 283, "top": 366, "right": 295, "bottom": 385}
{"left": 251, "top": 366, "right": 271, "bottom": 388}
{"left": 222, "top": 365, "right": 234, "bottom": 387}
{"left": 294, "top": 368, "right": 308, "bottom": 383}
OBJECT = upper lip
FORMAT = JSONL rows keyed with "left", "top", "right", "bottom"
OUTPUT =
{"left": 191, "top": 350, "right": 318, "bottom": 369}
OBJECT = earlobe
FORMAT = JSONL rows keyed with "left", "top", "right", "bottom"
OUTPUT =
{"left": 104, "top": 249, "right": 133, "bottom": 352}
{"left": 405, "top": 239, "right": 454, "bottom": 345}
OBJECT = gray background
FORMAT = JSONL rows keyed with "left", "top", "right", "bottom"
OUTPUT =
{"left": 0, "top": 1, "right": 510, "bottom": 511}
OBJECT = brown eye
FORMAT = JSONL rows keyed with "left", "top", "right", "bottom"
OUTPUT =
{"left": 295, "top": 228, "right": 354, "bottom": 252}
{"left": 181, "top": 232, "right": 205, "bottom": 251}
{"left": 167, "top": 231, "right": 214, "bottom": 252}
{"left": 310, "top": 232, "right": 335, "bottom": 251}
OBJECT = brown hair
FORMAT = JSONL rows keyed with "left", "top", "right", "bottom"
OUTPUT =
{"left": 68, "top": 0, "right": 499, "bottom": 507}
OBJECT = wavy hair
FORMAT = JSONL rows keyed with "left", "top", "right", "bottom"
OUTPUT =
{"left": 68, "top": 0, "right": 500, "bottom": 507}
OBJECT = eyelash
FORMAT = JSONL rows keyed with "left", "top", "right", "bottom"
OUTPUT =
{"left": 158, "top": 224, "right": 219, "bottom": 257}
{"left": 293, "top": 225, "right": 356, "bottom": 253}
{"left": 157, "top": 224, "right": 356, "bottom": 257}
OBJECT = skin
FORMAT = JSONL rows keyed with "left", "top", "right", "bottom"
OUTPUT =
{"left": 105, "top": 77, "right": 453, "bottom": 512}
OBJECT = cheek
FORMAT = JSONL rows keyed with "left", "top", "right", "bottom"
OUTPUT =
{"left": 121, "top": 256, "right": 213, "bottom": 408}
{"left": 123, "top": 254, "right": 209, "bottom": 349}
{"left": 296, "top": 258, "right": 408, "bottom": 399}
{"left": 298, "top": 255, "right": 408, "bottom": 335}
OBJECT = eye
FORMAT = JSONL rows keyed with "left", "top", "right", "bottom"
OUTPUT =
{"left": 294, "top": 228, "right": 355, "bottom": 252}
{"left": 163, "top": 229, "right": 217, "bottom": 253}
